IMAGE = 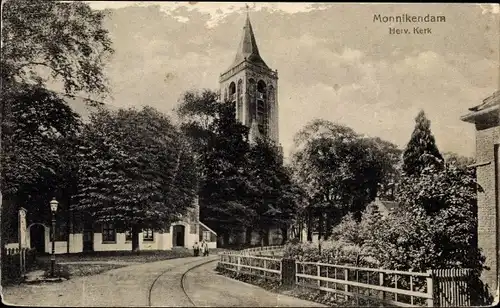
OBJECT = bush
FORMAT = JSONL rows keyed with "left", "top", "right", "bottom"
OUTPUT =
{"left": 389, "top": 165, "right": 485, "bottom": 272}
{"left": 283, "top": 240, "right": 378, "bottom": 268}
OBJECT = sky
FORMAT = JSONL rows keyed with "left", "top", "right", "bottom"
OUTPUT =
{"left": 82, "top": 2, "right": 499, "bottom": 158}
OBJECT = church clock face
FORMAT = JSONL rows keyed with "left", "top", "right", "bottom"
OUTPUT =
{"left": 219, "top": 13, "right": 279, "bottom": 145}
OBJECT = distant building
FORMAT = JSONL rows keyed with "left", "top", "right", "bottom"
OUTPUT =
{"left": 461, "top": 90, "right": 500, "bottom": 295}
{"left": 370, "top": 197, "right": 400, "bottom": 216}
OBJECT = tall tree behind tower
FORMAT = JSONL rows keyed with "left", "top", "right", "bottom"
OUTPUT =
{"left": 402, "top": 110, "right": 444, "bottom": 176}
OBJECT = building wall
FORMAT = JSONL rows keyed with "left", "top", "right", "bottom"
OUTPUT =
{"left": 6, "top": 221, "right": 211, "bottom": 253}
{"left": 220, "top": 63, "right": 279, "bottom": 144}
{"left": 475, "top": 125, "right": 500, "bottom": 293}
{"left": 226, "top": 226, "right": 284, "bottom": 246}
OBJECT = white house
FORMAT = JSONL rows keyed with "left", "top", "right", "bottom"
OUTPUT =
{"left": 5, "top": 197, "right": 217, "bottom": 254}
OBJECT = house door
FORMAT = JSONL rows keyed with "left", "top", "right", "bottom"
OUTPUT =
{"left": 30, "top": 224, "right": 45, "bottom": 253}
{"left": 172, "top": 225, "right": 185, "bottom": 247}
{"left": 82, "top": 223, "right": 94, "bottom": 252}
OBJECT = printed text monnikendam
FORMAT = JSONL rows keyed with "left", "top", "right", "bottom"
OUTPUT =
{"left": 373, "top": 14, "right": 446, "bottom": 23}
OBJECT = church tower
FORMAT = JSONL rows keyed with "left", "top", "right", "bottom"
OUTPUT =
{"left": 219, "top": 13, "right": 279, "bottom": 144}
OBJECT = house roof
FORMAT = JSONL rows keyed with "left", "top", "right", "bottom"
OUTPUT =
{"left": 231, "top": 13, "right": 268, "bottom": 69}
{"left": 468, "top": 90, "right": 500, "bottom": 112}
{"left": 461, "top": 90, "right": 500, "bottom": 124}
{"left": 370, "top": 198, "right": 400, "bottom": 215}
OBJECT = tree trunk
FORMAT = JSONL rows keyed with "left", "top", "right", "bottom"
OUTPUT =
{"left": 245, "top": 228, "right": 252, "bottom": 246}
{"left": 263, "top": 228, "right": 270, "bottom": 246}
{"left": 234, "top": 230, "right": 242, "bottom": 246}
{"left": 318, "top": 212, "right": 324, "bottom": 241}
{"left": 306, "top": 206, "right": 313, "bottom": 242}
{"left": 132, "top": 224, "right": 140, "bottom": 252}
{"left": 0, "top": 95, "right": 6, "bottom": 254}
{"left": 324, "top": 213, "right": 333, "bottom": 240}
{"left": 66, "top": 209, "right": 71, "bottom": 254}
{"left": 66, "top": 193, "right": 73, "bottom": 254}
{"left": 223, "top": 232, "right": 230, "bottom": 248}
{"left": 280, "top": 226, "right": 288, "bottom": 245}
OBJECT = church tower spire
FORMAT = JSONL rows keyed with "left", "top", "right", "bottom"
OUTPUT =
{"left": 232, "top": 12, "right": 268, "bottom": 68}
{"left": 219, "top": 10, "right": 279, "bottom": 145}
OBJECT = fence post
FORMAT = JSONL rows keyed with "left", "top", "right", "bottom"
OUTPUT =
{"left": 264, "top": 259, "right": 267, "bottom": 280}
{"left": 295, "top": 262, "right": 299, "bottom": 285}
{"left": 317, "top": 263, "right": 321, "bottom": 288}
{"left": 344, "top": 268, "right": 349, "bottom": 295}
{"left": 237, "top": 255, "right": 241, "bottom": 274}
{"left": 281, "top": 258, "right": 296, "bottom": 288}
{"left": 427, "top": 269, "right": 434, "bottom": 307}
{"left": 379, "top": 272, "right": 385, "bottom": 302}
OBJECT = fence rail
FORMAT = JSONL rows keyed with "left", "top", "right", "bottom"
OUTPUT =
{"left": 219, "top": 254, "right": 282, "bottom": 282}
{"left": 296, "top": 261, "right": 433, "bottom": 307}
{"left": 217, "top": 252, "right": 474, "bottom": 307}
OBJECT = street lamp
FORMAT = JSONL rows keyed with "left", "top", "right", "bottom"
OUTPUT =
{"left": 50, "top": 197, "right": 58, "bottom": 277}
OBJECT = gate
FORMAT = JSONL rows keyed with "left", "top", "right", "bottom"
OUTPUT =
{"left": 432, "top": 269, "right": 471, "bottom": 307}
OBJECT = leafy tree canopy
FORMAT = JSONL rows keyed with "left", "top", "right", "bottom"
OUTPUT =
{"left": 247, "top": 137, "right": 300, "bottom": 242}
{"left": 291, "top": 119, "right": 400, "bottom": 228}
{"left": 402, "top": 110, "right": 443, "bottom": 176}
{"left": 1, "top": 85, "right": 82, "bottom": 241}
{"left": 2, "top": 0, "right": 113, "bottom": 99}
{"left": 75, "top": 107, "right": 198, "bottom": 250}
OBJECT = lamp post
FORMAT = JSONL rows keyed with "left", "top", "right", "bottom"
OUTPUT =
{"left": 50, "top": 197, "right": 58, "bottom": 277}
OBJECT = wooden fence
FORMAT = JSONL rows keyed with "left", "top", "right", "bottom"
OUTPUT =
{"left": 296, "top": 261, "right": 432, "bottom": 307}
{"left": 218, "top": 254, "right": 282, "bottom": 282}
{"left": 1, "top": 247, "right": 37, "bottom": 284}
{"left": 218, "top": 255, "right": 473, "bottom": 307}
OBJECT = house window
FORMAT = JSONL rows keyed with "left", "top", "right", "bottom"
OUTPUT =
{"left": 55, "top": 222, "right": 68, "bottom": 241}
{"left": 143, "top": 228, "right": 154, "bottom": 241}
{"left": 102, "top": 223, "right": 116, "bottom": 242}
{"left": 202, "top": 231, "right": 211, "bottom": 242}
{"left": 125, "top": 229, "right": 133, "bottom": 242}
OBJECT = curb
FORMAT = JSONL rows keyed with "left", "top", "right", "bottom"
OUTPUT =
{"left": 24, "top": 277, "right": 68, "bottom": 284}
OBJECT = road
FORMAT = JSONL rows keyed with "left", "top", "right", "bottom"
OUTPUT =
{"left": 2, "top": 256, "right": 324, "bottom": 307}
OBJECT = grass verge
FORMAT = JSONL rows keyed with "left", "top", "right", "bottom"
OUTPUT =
{"left": 36, "top": 248, "right": 225, "bottom": 264}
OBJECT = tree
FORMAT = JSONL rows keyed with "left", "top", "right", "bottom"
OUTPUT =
{"left": 247, "top": 137, "right": 299, "bottom": 245}
{"left": 442, "top": 151, "right": 475, "bottom": 169}
{"left": 369, "top": 137, "right": 402, "bottom": 200}
{"left": 177, "top": 90, "right": 260, "bottom": 245}
{"left": 1, "top": 0, "right": 113, "bottom": 248}
{"left": 2, "top": 0, "right": 113, "bottom": 97}
{"left": 367, "top": 163, "right": 485, "bottom": 275}
{"left": 1, "top": 85, "right": 81, "bottom": 243}
{"left": 199, "top": 101, "right": 253, "bottom": 244}
{"left": 402, "top": 110, "right": 444, "bottom": 176}
{"left": 75, "top": 107, "right": 197, "bottom": 251}
{"left": 291, "top": 119, "right": 399, "bottom": 240}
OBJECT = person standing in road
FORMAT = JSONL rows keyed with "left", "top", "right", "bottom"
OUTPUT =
{"left": 202, "top": 240, "right": 209, "bottom": 256}
{"left": 193, "top": 242, "right": 200, "bottom": 256}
